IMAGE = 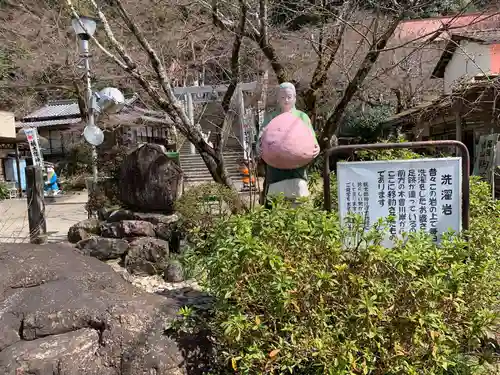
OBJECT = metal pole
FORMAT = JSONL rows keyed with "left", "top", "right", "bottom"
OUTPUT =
{"left": 81, "top": 39, "right": 98, "bottom": 184}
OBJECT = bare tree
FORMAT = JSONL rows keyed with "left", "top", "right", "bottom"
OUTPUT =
{"left": 60, "top": 0, "right": 254, "bottom": 207}
{"left": 206, "top": 0, "right": 500, "bottom": 149}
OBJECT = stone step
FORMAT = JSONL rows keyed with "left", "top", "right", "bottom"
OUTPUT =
{"left": 180, "top": 152, "right": 242, "bottom": 159}
{"left": 182, "top": 165, "right": 242, "bottom": 173}
{"left": 181, "top": 158, "right": 242, "bottom": 166}
{"left": 185, "top": 175, "right": 243, "bottom": 183}
{"left": 180, "top": 158, "right": 241, "bottom": 165}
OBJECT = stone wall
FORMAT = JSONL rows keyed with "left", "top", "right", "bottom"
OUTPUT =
{"left": 68, "top": 208, "right": 184, "bottom": 282}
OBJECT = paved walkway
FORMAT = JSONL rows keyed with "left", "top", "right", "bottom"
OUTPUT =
{"left": 0, "top": 192, "right": 88, "bottom": 243}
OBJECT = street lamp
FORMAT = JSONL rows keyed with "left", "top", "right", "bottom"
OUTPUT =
{"left": 72, "top": 17, "right": 126, "bottom": 189}
{"left": 72, "top": 15, "right": 102, "bottom": 184}
{"left": 71, "top": 16, "right": 97, "bottom": 40}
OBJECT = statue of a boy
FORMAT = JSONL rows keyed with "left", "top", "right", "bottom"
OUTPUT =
{"left": 257, "top": 82, "right": 318, "bottom": 207}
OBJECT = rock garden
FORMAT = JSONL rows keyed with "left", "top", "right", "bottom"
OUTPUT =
{"left": 68, "top": 208, "right": 188, "bottom": 288}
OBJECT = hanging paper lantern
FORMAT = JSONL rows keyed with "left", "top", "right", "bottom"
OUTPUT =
{"left": 261, "top": 112, "right": 319, "bottom": 169}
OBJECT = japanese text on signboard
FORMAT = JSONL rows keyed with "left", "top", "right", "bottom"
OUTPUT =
{"left": 337, "top": 158, "right": 462, "bottom": 247}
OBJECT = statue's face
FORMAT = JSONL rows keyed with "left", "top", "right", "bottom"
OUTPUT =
{"left": 278, "top": 87, "right": 296, "bottom": 112}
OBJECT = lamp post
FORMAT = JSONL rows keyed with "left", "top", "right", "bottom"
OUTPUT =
{"left": 71, "top": 16, "right": 103, "bottom": 184}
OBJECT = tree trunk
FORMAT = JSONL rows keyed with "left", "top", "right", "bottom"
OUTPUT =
{"left": 198, "top": 150, "right": 246, "bottom": 212}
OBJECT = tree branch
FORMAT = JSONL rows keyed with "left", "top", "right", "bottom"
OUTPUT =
{"left": 215, "top": 0, "right": 247, "bottom": 154}
{"left": 319, "top": 14, "right": 404, "bottom": 148}
{"left": 304, "top": 0, "right": 354, "bottom": 121}
{"left": 211, "top": 0, "right": 287, "bottom": 82}
{"left": 78, "top": 0, "right": 218, "bottom": 160}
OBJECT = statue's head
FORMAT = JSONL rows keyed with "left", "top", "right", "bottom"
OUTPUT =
{"left": 46, "top": 164, "right": 55, "bottom": 174}
{"left": 278, "top": 82, "right": 296, "bottom": 112}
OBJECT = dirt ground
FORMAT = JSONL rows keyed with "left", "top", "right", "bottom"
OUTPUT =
{"left": 0, "top": 192, "right": 88, "bottom": 243}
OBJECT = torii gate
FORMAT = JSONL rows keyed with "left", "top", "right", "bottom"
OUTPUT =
{"left": 173, "top": 81, "right": 260, "bottom": 159}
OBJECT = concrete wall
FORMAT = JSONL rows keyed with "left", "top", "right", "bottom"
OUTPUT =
{"left": 0, "top": 111, "right": 15, "bottom": 140}
{"left": 444, "top": 41, "right": 491, "bottom": 94}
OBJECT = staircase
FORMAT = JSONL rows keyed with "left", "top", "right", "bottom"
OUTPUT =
{"left": 179, "top": 141, "right": 243, "bottom": 184}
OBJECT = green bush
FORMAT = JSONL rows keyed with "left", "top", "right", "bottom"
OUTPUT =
{"left": 175, "top": 182, "right": 241, "bottom": 243}
{"left": 0, "top": 181, "right": 9, "bottom": 200}
{"left": 59, "top": 143, "right": 93, "bottom": 177}
{"left": 183, "top": 178, "right": 500, "bottom": 375}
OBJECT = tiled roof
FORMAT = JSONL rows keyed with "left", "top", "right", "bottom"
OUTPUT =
{"left": 22, "top": 100, "right": 81, "bottom": 121}
{"left": 17, "top": 95, "right": 139, "bottom": 128}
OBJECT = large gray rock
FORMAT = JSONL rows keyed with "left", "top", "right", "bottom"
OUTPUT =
{"left": 101, "top": 220, "right": 156, "bottom": 238}
{"left": 118, "top": 144, "right": 183, "bottom": 213}
{"left": 164, "top": 260, "right": 185, "bottom": 283}
{"left": 76, "top": 237, "right": 129, "bottom": 260}
{"left": 0, "top": 243, "right": 210, "bottom": 374}
{"left": 105, "top": 210, "right": 181, "bottom": 251}
{"left": 67, "top": 219, "right": 101, "bottom": 243}
{"left": 125, "top": 238, "right": 170, "bottom": 276}
{"left": 106, "top": 209, "right": 180, "bottom": 226}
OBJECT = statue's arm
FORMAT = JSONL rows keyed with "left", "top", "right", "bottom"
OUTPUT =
{"left": 299, "top": 111, "right": 320, "bottom": 157}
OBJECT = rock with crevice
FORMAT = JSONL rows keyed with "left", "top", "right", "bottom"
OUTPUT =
{"left": 118, "top": 144, "right": 183, "bottom": 213}
{"left": 125, "top": 237, "right": 170, "bottom": 276}
{"left": 0, "top": 243, "right": 211, "bottom": 374}
{"left": 76, "top": 237, "right": 129, "bottom": 260}
{"left": 101, "top": 220, "right": 156, "bottom": 238}
{"left": 164, "top": 260, "right": 185, "bottom": 283}
{"left": 106, "top": 209, "right": 180, "bottom": 226}
{"left": 67, "top": 218, "right": 101, "bottom": 243}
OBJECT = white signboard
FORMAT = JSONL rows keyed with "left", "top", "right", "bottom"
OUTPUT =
{"left": 337, "top": 158, "right": 462, "bottom": 248}
{"left": 473, "top": 134, "right": 499, "bottom": 183}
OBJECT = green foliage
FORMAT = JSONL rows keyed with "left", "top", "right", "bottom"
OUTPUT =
{"left": 340, "top": 105, "right": 393, "bottom": 143}
{"left": 355, "top": 137, "right": 423, "bottom": 161}
{"left": 307, "top": 170, "right": 338, "bottom": 211}
{"left": 99, "top": 145, "right": 129, "bottom": 181}
{"left": 83, "top": 145, "right": 130, "bottom": 215}
{"left": 0, "top": 181, "right": 9, "bottom": 200}
{"left": 183, "top": 178, "right": 500, "bottom": 375}
{"left": 175, "top": 182, "right": 241, "bottom": 242}
{"left": 59, "top": 143, "right": 93, "bottom": 177}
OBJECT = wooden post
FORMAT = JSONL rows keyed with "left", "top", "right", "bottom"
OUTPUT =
{"left": 455, "top": 99, "right": 462, "bottom": 143}
{"left": 186, "top": 93, "right": 195, "bottom": 154}
{"left": 14, "top": 143, "right": 22, "bottom": 197}
{"left": 236, "top": 84, "right": 248, "bottom": 160}
{"left": 25, "top": 165, "right": 47, "bottom": 244}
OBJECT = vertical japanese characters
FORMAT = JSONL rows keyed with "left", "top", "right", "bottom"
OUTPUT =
{"left": 340, "top": 159, "right": 460, "bottom": 244}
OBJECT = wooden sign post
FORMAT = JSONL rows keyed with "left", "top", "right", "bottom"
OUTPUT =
{"left": 25, "top": 165, "right": 47, "bottom": 244}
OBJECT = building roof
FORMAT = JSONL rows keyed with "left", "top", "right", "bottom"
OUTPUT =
{"left": 17, "top": 95, "right": 139, "bottom": 128}
{"left": 432, "top": 30, "right": 500, "bottom": 78}
{"left": 383, "top": 75, "right": 500, "bottom": 128}
{"left": 395, "top": 12, "right": 500, "bottom": 42}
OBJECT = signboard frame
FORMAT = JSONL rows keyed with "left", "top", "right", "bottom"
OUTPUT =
{"left": 323, "top": 140, "right": 471, "bottom": 231}
{"left": 473, "top": 133, "right": 499, "bottom": 183}
{"left": 337, "top": 157, "right": 462, "bottom": 246}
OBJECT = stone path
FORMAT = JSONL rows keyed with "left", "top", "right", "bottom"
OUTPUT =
{"left": 0, "top": 192, "right": 88, "bottom": 243}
